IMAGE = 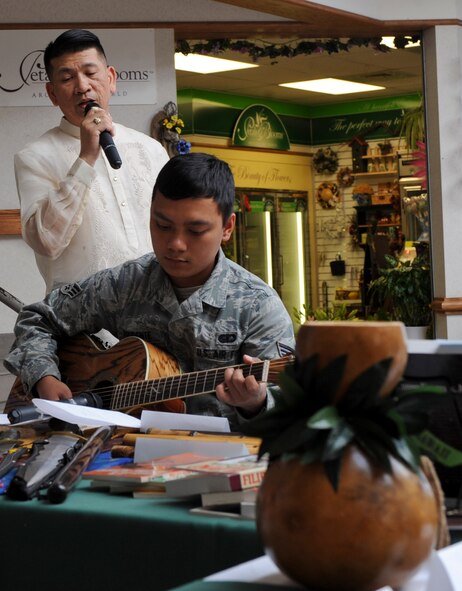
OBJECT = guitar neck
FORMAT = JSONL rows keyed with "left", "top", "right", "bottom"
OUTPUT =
{"left": 0, "top": 286, "right": 23, "bottom": 313}
{"left": 110, "top": 359, "right": 273, "bottom": 411}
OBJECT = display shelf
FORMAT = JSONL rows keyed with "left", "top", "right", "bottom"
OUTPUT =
{"left": 334, "top": 299, "right": 362, "bottom": 305}
{"left": 358, "top": 223, "right": 400, "bottom": 228}
{"left": 354, "top": 171, "right": 397, "bottom": 178}
{"left": 362, "top": 152, "right": 398, "bottom": 160}
{"left": 354, "top": 204, "right": 394, "bottom": 212}
{"left": 353, "top": 203, "right": 401, "bottom": 244}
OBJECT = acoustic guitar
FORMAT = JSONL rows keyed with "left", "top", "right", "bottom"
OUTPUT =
{"left": 4, "top": 333, "right": 293, "bottom": 415}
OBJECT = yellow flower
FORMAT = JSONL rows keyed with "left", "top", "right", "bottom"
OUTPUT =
{"left": 162, "top": 114, "right": 185, "bottom": 133}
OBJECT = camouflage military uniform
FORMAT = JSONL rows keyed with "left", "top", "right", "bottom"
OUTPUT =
{"left": 5, "top": 250, "right": 295, "bottom": 430}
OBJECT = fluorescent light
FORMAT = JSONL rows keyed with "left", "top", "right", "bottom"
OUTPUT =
{"left": 175, "top": 53, "right": 259, "bottom": 74}
{"left": 280, "top": 77, "right": 384, "bottom": 95}
{"left": 296, "top": 212, "right": 306, "bottom": 315}
{"left": 264, "top": 212, "right": 273, "bottom": 287}
{"left": 381, "top": 36, "right": 421, "bottom": 49}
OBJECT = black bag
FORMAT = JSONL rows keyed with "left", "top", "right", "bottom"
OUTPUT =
{"left": 330, "top": 254, "right": 345, "bottom": 276}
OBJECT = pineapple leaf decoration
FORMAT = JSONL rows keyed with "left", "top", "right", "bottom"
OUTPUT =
{"left": 241, "top": 354, "right": 446, "bottom": 490}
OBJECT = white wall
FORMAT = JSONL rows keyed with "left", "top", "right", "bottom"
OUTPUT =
{"left": 1, "top": 0, "right": 282, "bottom": 24}
{"left": 310, "top": 0, "right": 462, "bottom": 19}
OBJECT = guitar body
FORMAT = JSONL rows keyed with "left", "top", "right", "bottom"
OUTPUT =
{"left": 4, "top": 334, "right": 183, "bottom": 415}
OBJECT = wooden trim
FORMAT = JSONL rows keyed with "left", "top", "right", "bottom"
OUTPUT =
{"left": 0, "top": 18, "right": 460, "bottom": 39}
{"left": 0, "top": 210, "right": 21, "bottom": 236}
{"left": 432, "top": 297, "right": 462, "bottom": 315}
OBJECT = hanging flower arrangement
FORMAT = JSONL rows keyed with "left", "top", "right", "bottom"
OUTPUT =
{"left": 313, "top": 147, "right": 339, "bottom": 174}
{"left": 317, "top": 182, "right": 340, "bottom": 209}
{"left": 336, "top": 167, "right": 355, "bottom": 188}
{"left": 151, "top": 101, "right": 191, "bottom": 158}
{"left": 176, "top": 36, "right": 420, "bottom": 64}
{"left": 162, "top": 113, "right": 184, "bottom": 135}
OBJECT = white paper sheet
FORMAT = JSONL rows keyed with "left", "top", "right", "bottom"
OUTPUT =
{"left": 32, "top": 399, "right": 141, "bottom": 428}
{"left": 0, "top": 414, "right": 10, "bottom": 425}
{"left": 204, "top": 549, "right": 462, "bottom": 591}
{"left": 426, "top": 543, "right": 462, "bottom": 591}
{"left": 134, "top": 437, "right": 248, "bottom": 463}
{"left": 205, "top": 555, "right": 302, "bottom": 587}
{"left": 140, "top": 410, "right": 230, "bottom": 432}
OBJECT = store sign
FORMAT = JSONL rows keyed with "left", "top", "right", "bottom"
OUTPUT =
{"left": 311, "top": 110, "right": 403, "bottom": 144}
{"left": 0, "top": 29, "right": 157, "bottom": 106}
{"left": 232, "top": 105, "right": 290, "bottom": 150}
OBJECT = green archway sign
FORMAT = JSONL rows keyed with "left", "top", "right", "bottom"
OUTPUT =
{"left": 232, "top": 104, "right": 290, "bottom": 150}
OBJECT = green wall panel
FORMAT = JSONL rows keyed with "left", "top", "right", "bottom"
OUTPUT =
{"left": 177, "top": 90, "right": 422, "bottom": 146}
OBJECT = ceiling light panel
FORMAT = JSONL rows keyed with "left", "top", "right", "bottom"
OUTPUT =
{"left": 175, "top": 53, "right": 259, "bottom": 74}
{"left": 279, "top": 77, "right": 385, "bottom": 95}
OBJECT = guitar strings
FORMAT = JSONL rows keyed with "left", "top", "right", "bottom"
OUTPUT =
{"left": 69, "top": 357, "right": 293, "bottom": 411}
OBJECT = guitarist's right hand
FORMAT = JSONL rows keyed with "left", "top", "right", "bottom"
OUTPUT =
{"left": 36, "top": 375, "right": 73, "bottom": 401}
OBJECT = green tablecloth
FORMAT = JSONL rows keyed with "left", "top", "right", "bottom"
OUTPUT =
{"left": 0, "top": 480, "right": 263, "bottom": 591}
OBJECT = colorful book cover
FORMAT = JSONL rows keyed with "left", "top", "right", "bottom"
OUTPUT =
{"left": 83, "top": 452, "right": 217, "bottom": 484}
{"left": 164, "top": 455, "right": 267, "bottom": 496}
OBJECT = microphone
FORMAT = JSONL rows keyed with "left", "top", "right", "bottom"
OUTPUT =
{"left": 7, "top": 391, "right": 104, "bottom": 424}
{"left": 84, "top": 101, "right": 122, "bottom": 169}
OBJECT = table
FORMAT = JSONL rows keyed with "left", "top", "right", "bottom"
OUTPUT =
{"left": 167, "top": 540, "right": 462, "bottom": 591}
{"left": 0, "top": 480, "right": 263, "bottom": 591}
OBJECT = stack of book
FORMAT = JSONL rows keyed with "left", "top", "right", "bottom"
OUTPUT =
{"left": 82, "top": 452, "right": 216, "bottom": 496}
{"left": 164, "top": 454, "right": 266, "bottom": 519}
{"left": 192, "top": 487, "right": 259, "bottom": 519}
{"left": 83, "top": 453, "right": 267, "bottom": 518}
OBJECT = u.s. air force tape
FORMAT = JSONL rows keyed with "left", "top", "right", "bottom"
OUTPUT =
{"left": 60, "top": 283, "right": 83, "bottom": 298}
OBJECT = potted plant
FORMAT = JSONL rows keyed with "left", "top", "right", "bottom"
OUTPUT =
{"left": 368, "top": 253, "right": 432, "bottom": 336}
{"left": 399, "top": 100, "right": 425, "bottom": 151}
{"left": 293, "top": 303, "right": 358, "bottom": 326}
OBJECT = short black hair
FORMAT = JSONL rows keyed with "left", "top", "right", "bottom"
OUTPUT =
{"left": 153, "top": 153, "right": 235, "bottom": 222}
{"left": 44, "top": 29, "right": 107, "bottom": 79}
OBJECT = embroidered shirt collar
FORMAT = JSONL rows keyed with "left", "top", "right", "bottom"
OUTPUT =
{"left": 59, "top": 117, "right": 118, "bottom": 140}
{"left": 59, "top": 117, "right": 80, "bottom": 139}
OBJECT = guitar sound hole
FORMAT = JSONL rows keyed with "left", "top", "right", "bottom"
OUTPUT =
{"left": 93, "top": 381, "right": 114, "bottom": 409}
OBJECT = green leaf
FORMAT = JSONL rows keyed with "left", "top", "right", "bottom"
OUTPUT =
{"left": 392, "top": 437, "right": 420, "bottom": 472}
{"left": 323, "top": 456, "right": 343, "bottom": 491}
{"left": 354, "top": 433, "right": 393, "bottom": 473}
{"left": 312, "top": 355, "right": 348, "bottom": 406}
{"left": 322, "top": 421, "right": 354, "bottom": 462}
{"left": 292, "top": 354, "right": 318, "bottom": 392}
{"left": 277, "top": 371, "right": 307, "bottom": 409}
{"left": 308, "top": 406, "right": 340, "bottom": 429}
{"left": 299, "top": 431, "right": 330, "bottom": 464}
{"left": 339, "top": 358, "right": 392, "bottom": 413}
{"left": 259, "top": 419, "right": 318, "bottom": 458}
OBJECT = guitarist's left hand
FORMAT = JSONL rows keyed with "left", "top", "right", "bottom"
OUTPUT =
{"left": 216, "top": 355, "right": 267, "bottom": 416}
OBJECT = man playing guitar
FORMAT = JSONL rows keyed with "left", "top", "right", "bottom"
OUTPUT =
{"left": 5, "top": 153, "right": 295, "bottom": 431}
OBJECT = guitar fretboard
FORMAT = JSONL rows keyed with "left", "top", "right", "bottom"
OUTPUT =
{"left": 110, "top": 360, "right": 270, "bottom": 410}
